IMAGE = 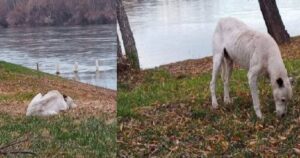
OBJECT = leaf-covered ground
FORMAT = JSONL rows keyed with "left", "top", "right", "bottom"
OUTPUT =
{"left": 0, "top": 61, "right": 116, "bottom": 157}
{"left": 118, "top": 36, "right": 300, "bottom": 157}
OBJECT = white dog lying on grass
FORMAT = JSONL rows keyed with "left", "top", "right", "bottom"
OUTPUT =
{"left": 26, "top": 90, "right": 77, "bottom": 116}
{"left": 210, "top": 17, "right": 293, "bottom": 119}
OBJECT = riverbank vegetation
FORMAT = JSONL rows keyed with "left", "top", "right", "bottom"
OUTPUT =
{"left": 0, "top": 61, "right": 116, "bottom": 157}
{"left": 0, "top": 0, "right": 116, "bottom": 28}
{"left": 117, "top": 36, "right": 300, "bottom": 157}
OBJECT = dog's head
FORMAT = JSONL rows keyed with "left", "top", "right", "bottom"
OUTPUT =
{"left": 273, "top": 77, "right": 293, "bottom": 118}
{"left": 63, "top": 94, "right": 78, "bottom": 109}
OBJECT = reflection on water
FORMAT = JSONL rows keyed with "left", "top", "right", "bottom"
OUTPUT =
{"left": 124, "top": 0, "right": 300, "bottom": 68}
{"left": 0, "top": 25, "right": 117, "bottom": 90}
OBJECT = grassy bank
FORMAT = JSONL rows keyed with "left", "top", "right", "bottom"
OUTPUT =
{"left": 0, "top": 61, "right": 116, "bottom": 157}
{"left": 118, "top": 37, "right": 300, "bottom": 157}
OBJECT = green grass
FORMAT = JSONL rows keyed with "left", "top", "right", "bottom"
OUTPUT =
{"left": 118, "top": 59, "right": 300, "bottom": 157}
{"left": 0, "top": 61, "right": 59, "bottom": 103}
{"left": 0, "top": 61, "right": 58, "bottom": 85}
{"left": 0, "top": 61, "right": 46, "bottom": 76}
{"left": 0, "top": 114, "right": 116, "bottom": 157}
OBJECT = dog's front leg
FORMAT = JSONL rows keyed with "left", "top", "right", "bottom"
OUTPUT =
{"left": 247, "top": 67, "right": 263, "bottom": 119}
{"left": 210, "top": 53, "right": 223, "bottom": 108}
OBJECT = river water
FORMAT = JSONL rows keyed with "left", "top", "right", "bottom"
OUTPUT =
{"left": 124, "top": 0, "right": 300, "bottom": 69}
{"left": 0, "top": 25, "right": 117, "bottom": 90}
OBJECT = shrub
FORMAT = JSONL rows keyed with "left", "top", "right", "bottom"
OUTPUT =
{"left": 0, "top": 0, "right": 116, "bottom": 27}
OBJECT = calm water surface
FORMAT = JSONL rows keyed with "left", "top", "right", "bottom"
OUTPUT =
{"left": 0, "top": 25, "right": 117, "bottom": 90}
{"left": 124, "top": 0, "right": 300, "bottom": 69}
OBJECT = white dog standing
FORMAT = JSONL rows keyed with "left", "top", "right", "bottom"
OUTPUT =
{"left": 210, "top": 17, "right": 292, "bottom": 118}
{"left": 26, "top": 90, "right": 77, "bottom": 116}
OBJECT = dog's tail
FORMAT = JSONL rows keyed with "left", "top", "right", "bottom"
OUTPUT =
{"left": 221, "top": 48, "right": 232, "bottom": 81}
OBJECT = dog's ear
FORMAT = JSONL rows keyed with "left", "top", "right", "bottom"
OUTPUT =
{"left": 276, "top": 78, "right": 284, "bottom": 88}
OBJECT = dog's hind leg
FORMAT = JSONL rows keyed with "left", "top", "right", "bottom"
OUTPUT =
{"left": 210, "top": 52, "right": 223, "bottom": 109}
{"left": 223, "top": 49, "right": 233, "bottom": 104}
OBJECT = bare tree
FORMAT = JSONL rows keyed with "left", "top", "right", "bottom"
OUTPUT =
{"left": 117, "top": 34, "right": 122, "bottom": 58}
{"left": 116, "top": 0, "right": 140, "bottom": 70}
{"left": 258, "top": 0, "right": 290, "bottom": 44}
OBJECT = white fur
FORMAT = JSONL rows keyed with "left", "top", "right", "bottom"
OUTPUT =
{"left": 26, "top": 90, "right": 77, "bottom": 116}
{"left": 210, "top": 17, "right": 292, "bottom": 118}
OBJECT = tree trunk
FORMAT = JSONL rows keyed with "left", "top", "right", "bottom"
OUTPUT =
{"left": 116, "top": 0, "right": 140, "bottom": 70}
{"left": 117, "top": 34, "right": 122, "bottom": 58}
{"left": 258, "top": 0, "right": 290, "bottom": 44}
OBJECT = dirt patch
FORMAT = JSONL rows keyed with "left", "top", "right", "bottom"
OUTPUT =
{"left": 160, "top": 56, "right": 212, "bottom": 77}
{"left": 117, "top": 56, "right": 146, "bottom": 90}
{"left": 280, "top": 36, "right": 300, "bottom": 59}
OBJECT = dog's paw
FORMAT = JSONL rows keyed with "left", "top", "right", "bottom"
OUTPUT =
{"left": 255, "top": 110, "right": 263, "bottom": 119}
{"left": 224, "top": 97, "right": 232, "bottom": 104}
{"left": 212, "top": 102, "right": 219, "bottom": 109}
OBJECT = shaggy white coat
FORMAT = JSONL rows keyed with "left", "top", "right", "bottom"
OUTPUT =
{"left": 210, "top": 17, "right": 292, "bottom": 118}
{"left": 26, "top": 90, "right": 77, "bottom": 116}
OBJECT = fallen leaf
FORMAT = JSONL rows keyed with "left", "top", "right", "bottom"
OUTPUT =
{"left": 278, "top": 135, "right": 287, "bottom": 141}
